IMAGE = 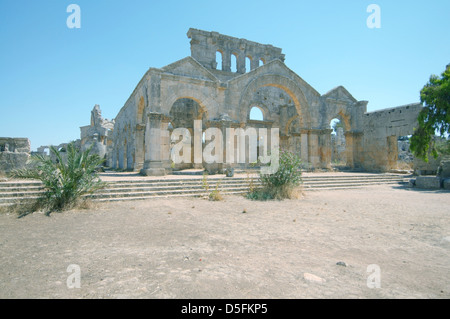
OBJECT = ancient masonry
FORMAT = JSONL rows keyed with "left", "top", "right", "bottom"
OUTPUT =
{"left": 1, "top": 28, "right": 424, "bottom": 176}
{"left": 91, "top": 28, "right": 421, "bottom": 175}
{"left": 0, "top": 138, "right": 30, "bottom": 174}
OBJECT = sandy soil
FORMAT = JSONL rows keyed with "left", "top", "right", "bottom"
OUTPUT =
{"left": 0, "top": 185, "right": 449, "bottom": 299}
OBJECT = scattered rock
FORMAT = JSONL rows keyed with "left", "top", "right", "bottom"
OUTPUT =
{"left": 437, "top": 158, "right": 450, "bottom": 178}
{"left": 303, "top": 273, "right": 326, "bottom": 283}
{"left": 336, "top": 261, "right": 347, "bottom": 267}
{"left": 225, "top": 168, "right": 234, "bottom": 177}
{"left": 443, "top": 179, "right": 450, "bottom": 190}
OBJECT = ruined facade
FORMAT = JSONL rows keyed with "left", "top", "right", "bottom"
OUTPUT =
{"left": 102, "top": 28, "right": 422, "bottom": 175}
{"left": 0, "top": 138, "right": 30, "bottom": 174}
{"left": 80, "top": 105, "right": 115, "bottom": 165}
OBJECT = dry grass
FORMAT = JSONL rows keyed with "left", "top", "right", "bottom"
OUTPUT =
{"left": 396, "top": 161, "right": 413, "bottom": 171}
{"left": 208, "top": 182, "right": 223, "bottom": 201}
{"left": 0, "top": 198, "right": 100, "bottom": 218}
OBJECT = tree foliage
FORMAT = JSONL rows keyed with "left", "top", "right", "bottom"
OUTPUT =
{"left": 11, "top": 143, "right": 106, "bottom": 214}
{"left": 410, "top": 64, "right": 450, "bottom": 161}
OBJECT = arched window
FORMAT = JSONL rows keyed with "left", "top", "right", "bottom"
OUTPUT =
{"left": 231, "top": 53, "right": 238, "bottom": 73}
{"left": 330, "top": 118, "right": 342, "bottom": 135}
{"left": 216, "top": 51, "right": 223, "bottom": 70}
{"left": 330, "top": 118, "right": 346, "bottom": 166}
{"left": 245, "top": 56, "right": 251, "bottom": 73}
{"left": 250, "top": 106, "right": 264, "bottom": 121}
{"left": 259, "top": 58, "right": 265, "bottom": 67}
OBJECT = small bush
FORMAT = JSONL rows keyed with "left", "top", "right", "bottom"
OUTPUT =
{"left": 247, "top": 150, "right": 303, "bottom": 201}
{"left": 208, "top": 183, "right": 223, "bottom": 201}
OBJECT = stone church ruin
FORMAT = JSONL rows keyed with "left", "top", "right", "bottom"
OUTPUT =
{"left": 2, "top": 28, "right": 421, "bottom": 177}
{"left": 95, "top": 28, "right": 421, "bottom": 176}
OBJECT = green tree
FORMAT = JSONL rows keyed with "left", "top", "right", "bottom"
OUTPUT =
{"left": 11, "top": 142, "right": 106, "bottom": 214}
{"left": 410, "top": 64, "right": 450, "bottom": 161}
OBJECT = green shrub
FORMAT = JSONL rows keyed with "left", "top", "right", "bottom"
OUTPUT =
{"left": 208, "top": 182, "right": 223, "bottom": 201}
{"left": 10, "top": 142, "right": 106, "bottom": 214}
{"left": 247, "top": 150, "right": 303, "bottom": 200}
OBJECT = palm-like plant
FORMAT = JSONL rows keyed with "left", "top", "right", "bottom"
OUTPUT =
{"left": 11, "top": 142, "right": 106, "bottom": 213}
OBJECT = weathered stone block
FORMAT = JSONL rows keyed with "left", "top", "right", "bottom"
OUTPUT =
{"left": 443, "top": 179, "right": 450, "bottom": 190}
{"left": 438, "top": 158, "right": 450, "bottom": 178}
{"left": 415, "top": 176, "right": 441, "bottom": 189}
{"left": 0, "top": 152, "right": 29, "bottom": 174}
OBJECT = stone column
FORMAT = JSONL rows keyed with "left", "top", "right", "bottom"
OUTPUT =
{"left": 352, "top": 131, "right": 364, "bottom": 168}
{"left": 344, "top": 131, "right": 355, "bottom": 168}
{"left": 161, "top": 118, "right": 171, "bottom": 171}
{"left": 140, "top": 113, "right": 170, "bottom": 176}
{"left": 237, "top": 53, "right": 246, "bottom": 74}
{"left": 319, "top": 129, "right": 333, "bottom": 170}
{"left": 222, "top": 50, "right": 231, "bottom": 72}
{"left": 300, "top": 130, "right": 309, "bottom": 164}
{"left": 308, "top": 130, "right": 321, "bottom": 168}
{"left": 134, "top": 124, "right": 145, "bottom": 171}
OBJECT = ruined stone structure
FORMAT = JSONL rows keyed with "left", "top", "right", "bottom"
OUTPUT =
{"left": 104, "top": 28, "right": 422, "bottom": 175}
{"left": 0, "top": 138, "right": 30, "bottom": 174}
{"left": 80, "top": 105, "right": 115, "bottom": 166}
{"left": 331, "top": 126, "right": 346, "bottom": 164}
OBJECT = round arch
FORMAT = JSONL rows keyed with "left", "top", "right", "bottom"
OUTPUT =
{"left": 248, "top": 105, "right": 266, "bottom": 121}
{"left": 325, "top": 109, "right": 352, "bottom": 132}
{"left": 238, "top": 74, "right": 311, "bottom": 128}
{"left": 163, "top": 86, "right": 219, "bottom": 120}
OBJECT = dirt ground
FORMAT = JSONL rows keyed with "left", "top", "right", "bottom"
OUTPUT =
{"left": 0, "top": 184, "right": 449, "bottom": 299}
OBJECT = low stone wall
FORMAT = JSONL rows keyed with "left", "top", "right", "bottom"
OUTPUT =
{"left": 0, "top": 138, "right": 31, "bottom": 174}
{"left": 409, "top": 157, "right": 450, "bottom": 190}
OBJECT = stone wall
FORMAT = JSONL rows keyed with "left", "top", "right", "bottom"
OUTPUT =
{"left": 80, "top": 105, "right": 114, "bottom": 167}
{"left": 102, "top": 28, "right": 424, "bottom": 175}
{"left": 0, "top": 137, "right": 30, "bottom": 174}
{"left": 361, "top": 103, "right": 422, "bottom": 172}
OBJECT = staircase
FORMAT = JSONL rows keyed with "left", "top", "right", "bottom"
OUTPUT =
{"left": 0, "top": 173, "right": 410, "bottom": 206}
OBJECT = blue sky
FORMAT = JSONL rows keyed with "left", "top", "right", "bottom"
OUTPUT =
{"left": 0, "top": 0, "right": 449, "bottom": 151}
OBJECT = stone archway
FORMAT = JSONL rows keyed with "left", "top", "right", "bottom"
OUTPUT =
{"left": 168, "top": 97, "right": 208, "bottom": 170}
{"left": 239, "top": 74, "right": 311, "bottom": 128}
{"left": 239, "top": 74, "right": 312, "bottom": 164}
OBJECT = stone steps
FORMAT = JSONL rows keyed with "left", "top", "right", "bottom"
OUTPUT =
{"left": 0, "top": 174, "right": 409, "bottom": 206}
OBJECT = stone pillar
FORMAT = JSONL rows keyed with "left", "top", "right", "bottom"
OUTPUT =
{"left": 140, "top": 113, "right": 170, "bottom": 176}
{"left": 308, "top": 130, "right": 320, "bottom": 168}
{"left": 300, "top": 130, "right": 309, "bottom": 163}
{"left": 134, "top": 124, "right": 145, "bottom": 171}
{"left": 352, "top": 131, "right": 364, "bottom": 168}
{"left": 344, "top": 131, "right": 355, "bottom": 168}
{"left": 319, "top": 129, "right": 333, "bottom": 170}
{"left": 237, "top": 53, "right": 246, "bottom": 74}
{"left": 118, "top": 145, "right": 125, "bottom": 169}
{"left": 161, "top": 118, "right": 171, "bottom": 170}
{"left": 222, "top": 50, "right": 231, "bottom": 72}
{"left": 205, "top": 119, "right": 233, "bottom": 173}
